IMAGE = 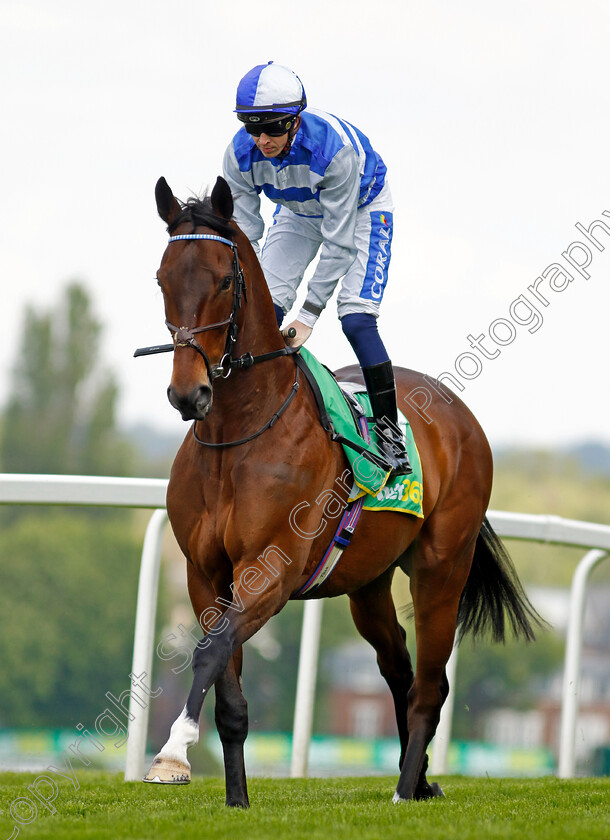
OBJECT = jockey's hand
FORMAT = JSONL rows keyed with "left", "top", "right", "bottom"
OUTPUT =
{"left": 282, "top": 320, "right": 313, "bottom": 347}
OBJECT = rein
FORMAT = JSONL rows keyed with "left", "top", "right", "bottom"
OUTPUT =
{"left": 138, "top": 232, "right": 300, "bottom": 449}
{"left": 192, "top": 366, "right": 300, "bottom": 448}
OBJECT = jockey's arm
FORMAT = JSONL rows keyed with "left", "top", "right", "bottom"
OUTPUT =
{"left": 299, "top": 147, "right": 360, "bottom": 326}
{"left": 222, "top": 142, "right": 265, "bottom": 256}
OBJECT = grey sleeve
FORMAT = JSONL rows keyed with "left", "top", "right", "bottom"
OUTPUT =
{"left": 303, "top": 146, "right": 360, "bottom": 315}
{"left": 222, "top": 143, "right": 265, "bottom": 257}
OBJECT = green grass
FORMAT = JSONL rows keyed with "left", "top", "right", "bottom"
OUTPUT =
{"left": 0, "top": 771, "right": 608, "bottom": 840}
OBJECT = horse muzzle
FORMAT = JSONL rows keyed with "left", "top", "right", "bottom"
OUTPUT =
{"left": 167, "top": 383, "right": 213, "bottom": 421}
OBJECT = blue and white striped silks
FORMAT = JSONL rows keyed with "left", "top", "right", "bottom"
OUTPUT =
{"left": 222, "top": 108, "right": 390, "bottom": 317}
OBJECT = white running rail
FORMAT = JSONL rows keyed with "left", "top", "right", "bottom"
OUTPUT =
{"left": 0, "top": 474, "right": 167, "bottom": 781}
{"left": 1, "top": 475, "right": 608, "bottom": 780}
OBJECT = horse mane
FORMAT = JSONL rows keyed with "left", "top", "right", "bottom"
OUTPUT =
{"left": 167, "top": 195, "right": 235, "bottom": 239}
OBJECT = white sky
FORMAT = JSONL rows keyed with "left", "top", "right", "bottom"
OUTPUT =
{"left": 1, "top": 0, "right": 609, "bottom": 449}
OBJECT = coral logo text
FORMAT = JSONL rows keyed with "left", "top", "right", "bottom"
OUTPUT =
{"left": 371, "top": 223, "right": 391, "bottom": 299}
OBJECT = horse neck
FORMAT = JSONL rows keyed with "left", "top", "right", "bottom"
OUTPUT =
{"left": 203, "top": 232, "right": 297, "bottom": 433}
{"left": 234, "top": 233, "right": 285, "bottom": 361}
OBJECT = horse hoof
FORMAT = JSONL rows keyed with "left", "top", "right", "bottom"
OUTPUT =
{"left": 143, "top": 756, "right": 191, "bottom": 784}
{"left": 414, "top": 781, "right": 446, "bottom": 800}
{"left": 394, "top": 781, "right": 445, "bottom": 803}
{"left": 429, "top": 782, "right": 445, "bottom": 798}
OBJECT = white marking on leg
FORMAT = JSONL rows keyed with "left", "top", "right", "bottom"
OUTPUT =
{"left": 157, "top": 707, "right": 199, "bottom": 766}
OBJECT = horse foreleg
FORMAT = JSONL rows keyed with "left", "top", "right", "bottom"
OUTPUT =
{"left": 145, "top": 627, "right": 236, "bottom": 785}
{"left": 149, "top": 646, "right": 249, "bottom": 804}
{"left": 214, "top": 648, "right": 249, "bottom": 807}
{"left": 145, "top": 560, "right": 294, "bottom": 797}
{"left": 144, "top": 706, "right": 199, "bottom": 784}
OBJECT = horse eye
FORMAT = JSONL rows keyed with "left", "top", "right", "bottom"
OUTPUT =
{"left": 220, "top": 275, "right": 232, "bottom": 291}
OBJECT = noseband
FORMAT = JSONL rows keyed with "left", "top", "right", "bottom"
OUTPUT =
{"left": 165, "top": 233, "right": 246, "bottom": 380}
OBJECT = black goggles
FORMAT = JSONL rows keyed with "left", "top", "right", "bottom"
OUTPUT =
{"left": 244, "top": 118, "right": 295, "bottom": 137}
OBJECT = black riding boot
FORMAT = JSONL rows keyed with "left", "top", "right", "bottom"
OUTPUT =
{"left": 362, "top": 361, "right": 412, "bottom": 476}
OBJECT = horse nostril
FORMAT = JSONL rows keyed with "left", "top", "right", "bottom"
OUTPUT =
{"left": 167, "top": 384, "right": 212, "bottom": 420}
{"left": 194, "top": 385, "right": 212, "bottom": 415}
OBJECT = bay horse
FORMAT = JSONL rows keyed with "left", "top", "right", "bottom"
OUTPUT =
{"left": 144, "top": 175, "right": 541, "bottom": 805}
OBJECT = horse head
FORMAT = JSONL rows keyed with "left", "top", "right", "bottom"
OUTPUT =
{"left": 155, "top": 176, "right": 245, "bottom": 421}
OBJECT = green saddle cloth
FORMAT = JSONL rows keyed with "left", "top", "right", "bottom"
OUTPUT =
{"left": 299, "top": 348, "right": 424, "bottom": 518}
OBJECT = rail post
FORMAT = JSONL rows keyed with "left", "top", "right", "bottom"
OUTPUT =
{"left": 290, "top": 599, "right": 324, "bottom": 777}
{"left": 557, "top": 548, "right": 608, "bottom": 778}
{"left": 124, "top": 509, "right": 168, "bottom": 781}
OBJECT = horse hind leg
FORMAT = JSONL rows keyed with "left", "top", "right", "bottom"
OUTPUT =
{"left": 348, "top": 569, "right": 414, "bottom": 779}
{"left": 394, "top": 532, "right": 475, "bottom": 803}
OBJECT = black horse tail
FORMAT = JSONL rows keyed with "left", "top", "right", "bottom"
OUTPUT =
{"left": 457, "top": 516, "right": 547, "bottom": 643}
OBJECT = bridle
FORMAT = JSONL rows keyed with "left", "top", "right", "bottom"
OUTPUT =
{"left": 160, "top": 232, "right": 300, "bottom": 448}
{"left": 164, "top": 233, "right": 299, "bottom": 380}
{"left": 164, "top": 233, "right": 247, "bottom": 381}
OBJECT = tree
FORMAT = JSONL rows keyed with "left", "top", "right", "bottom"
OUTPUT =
{"left": 1, "top": 282, "right": 134, "bottom": 476}
{"left": 0, "top": 512, "right": 142, "bottom": 727}
{"left": 451, "top": 633, "right": 564, "bottom": 739}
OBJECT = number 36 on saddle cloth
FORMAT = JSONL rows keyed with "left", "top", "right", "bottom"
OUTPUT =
{"left": 294, "top": 349, "right": 424, "bottom": 597}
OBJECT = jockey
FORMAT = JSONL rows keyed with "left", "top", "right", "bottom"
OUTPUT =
{"left": 222, "top": 61, "right": 411, "bottom": 475}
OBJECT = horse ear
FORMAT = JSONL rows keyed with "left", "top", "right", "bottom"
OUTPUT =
{"left": 211, "top": 176, "right": 234, "bottom": 221}
{"left": 155, "top": 177, "right": 182, "bottom": 225}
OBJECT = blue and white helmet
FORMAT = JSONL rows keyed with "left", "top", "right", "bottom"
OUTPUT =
{"left": 235, "top": 61, "right": 307, "bottom": 126}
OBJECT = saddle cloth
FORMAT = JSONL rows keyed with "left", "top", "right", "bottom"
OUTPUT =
{"left": 298, "top": 348, "right": 423, "bottom": 518}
